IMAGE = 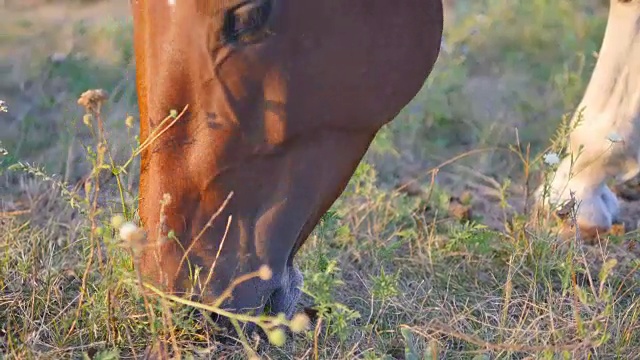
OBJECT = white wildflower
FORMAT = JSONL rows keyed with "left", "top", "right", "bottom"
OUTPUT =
{"left": 607, "top": 132, "right": 623, "bottom": 143}
{"left": 543, "top": 152, "right": 560, "bottom": 166}
{"left": 0, "top": 100, "right": 7, "bottom": 112}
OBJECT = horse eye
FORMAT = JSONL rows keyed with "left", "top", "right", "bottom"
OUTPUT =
{"left": 222, "top": 0, "right": 273, "bottom": 45}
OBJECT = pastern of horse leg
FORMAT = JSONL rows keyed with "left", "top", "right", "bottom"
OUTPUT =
{"left": 535, "top": 163, "right": 616, "bottom": 236}
{"left": 558, "top": 189, "right": 615, "bottom": 243}
{"left": 599, "top": 184, "right": 621, "bottom": 223}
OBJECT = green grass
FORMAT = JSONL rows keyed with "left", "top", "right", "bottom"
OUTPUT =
{"left": 1, "top": 0, "right": 639, "bottom": 359}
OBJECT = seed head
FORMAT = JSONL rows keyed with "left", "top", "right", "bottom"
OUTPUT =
{"left": 111, "top": 214, "right": 125, "bottom": 229}
{"left": 258, "top": 265, "right": 272, "bottom": 281}
{"left": 267, "top": 328, "right": 286, "bottom": 347}
{"left": 120, "top": 222, "right": 145, "bottom": 244}
{"left": 94, "top": 226, "right": 104, "bottom": 236}
{"left": 125, "top": 115, "right": 134, "bottom": 129}
{"left": 77, "top": 89, "right": 108, "bottom": 111}
{"left": 83, "top": 114, "right": 92, "bottom": 127}
{"left": 290, "top": 313, "right": 310, "bottom": 333}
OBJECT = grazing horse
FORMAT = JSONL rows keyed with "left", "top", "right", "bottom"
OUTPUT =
{"left": 130, "top": 0, "right": 443, "bottom": 324}
{"left": 129, "top": 0, "right": 640, "bottom": 327}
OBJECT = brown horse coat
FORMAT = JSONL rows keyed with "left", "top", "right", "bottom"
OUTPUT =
{"left": 130, "top": 0, "right": 443, "bottom": 322}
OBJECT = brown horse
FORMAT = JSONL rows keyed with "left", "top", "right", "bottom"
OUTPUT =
{"left": 130, "top": 0, "right": 443, "bottom": 326}
{"left": 129, "top": 0, "right": 640, "bottom": 329}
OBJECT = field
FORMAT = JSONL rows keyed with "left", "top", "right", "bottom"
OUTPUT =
{"left": 1, "top": 0, "right": 639, "bottom": 359}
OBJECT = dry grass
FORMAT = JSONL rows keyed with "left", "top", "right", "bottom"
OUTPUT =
{"left": 1, "top": 0, "right": 639, "bottom": 359}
